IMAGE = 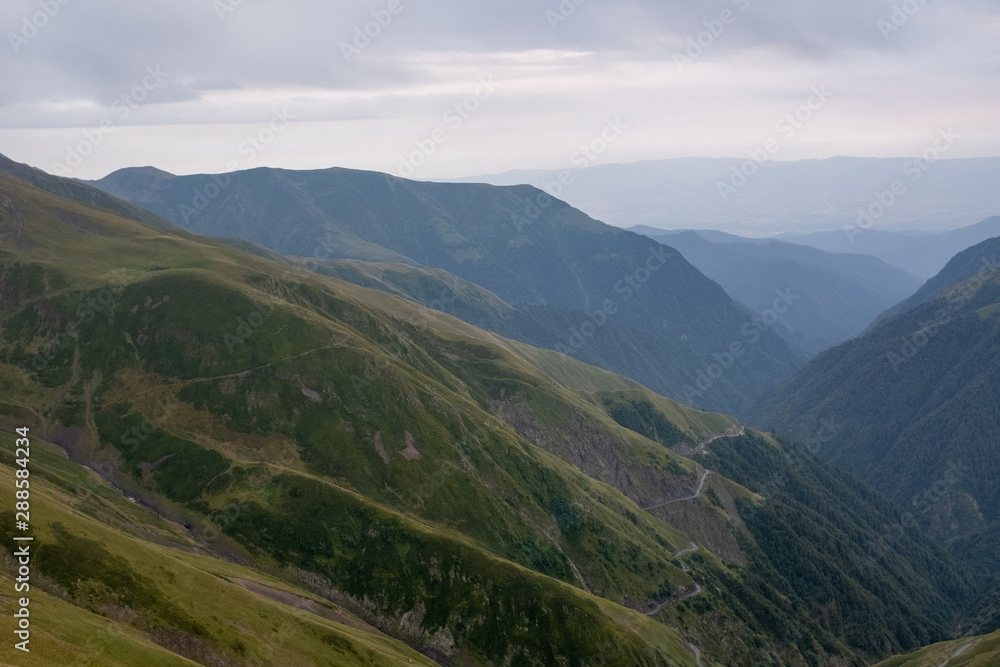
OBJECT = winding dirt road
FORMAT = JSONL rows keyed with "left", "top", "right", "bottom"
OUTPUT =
{"left": 645, "top": 543, "right": 704, "bottom": 616}
{"left": 674, "top": 542, "right": 700, "bottom": 572}
{"left": 639, "top": 425, "right": 748, "bottom": 667}
{"left": 642, "top": 467, "right": 713, "bottom": 511}
{"left": 641, "top": 425, "right": 744, "bottom": 512}
{"left": 692, "top": 424, "right": 745, "bottom": 456}
{"left": 687, "top": 642, "right": 705, "bottom": 667}
{"left": 938, "top": 642, "right": 974, "bottom": 667}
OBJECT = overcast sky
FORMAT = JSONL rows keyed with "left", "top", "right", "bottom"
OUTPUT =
{"left": 1, "top": 0, "right": 997, "bottom": 180}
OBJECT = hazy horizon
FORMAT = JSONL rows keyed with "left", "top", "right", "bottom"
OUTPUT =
{"left": 2, "top": 0, "right": 998, "bottom": 181}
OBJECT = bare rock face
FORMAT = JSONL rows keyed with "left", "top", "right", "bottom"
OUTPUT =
{"left": 400, "top": 430, "right": 422, "bottom": 460}
{"left": 373, "top": 430, "right": 391, "bottom": 465}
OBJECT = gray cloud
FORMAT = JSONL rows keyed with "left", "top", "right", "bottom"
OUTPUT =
{"left": 4, "top": 0, "right": 994, "bottom": 101}
{"left": 1, "top": 0, "right": 997, "bottom": 177}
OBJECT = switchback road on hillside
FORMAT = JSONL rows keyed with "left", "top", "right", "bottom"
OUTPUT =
{"left": 642, "top": 467, "right": 712, "bottom": 511}
{"left": 645, "top": 542, "right": 704, "bottom": 616}
{"left": 692, "top": 424, "right": 745, "bottom": 456}
{"left": 687, "top": 642, "right": 705, "bottom": 667}
{"left": 641, "top": 425, "right": 745, "bottom": 511}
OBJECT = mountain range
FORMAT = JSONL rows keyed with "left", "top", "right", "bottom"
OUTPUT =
{"left": 454, "top": 156, "right": 1000, "bottom": 238}
{"left": 82, "top": 164, "right": 803, "bottom": 418}
{"left": 752, "top": 235, "right": 1000, "bottom": 597}
{"left": 0, "top": 154, "right": 990, "bottom": 665}
{"left": 785, "top": 216, "right": 1000, "bottom": 280}
{"left": 630, "top": 227, "right": 921, "bottom": 356}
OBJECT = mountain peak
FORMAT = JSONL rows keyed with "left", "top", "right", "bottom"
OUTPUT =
{"left": 105, "top": 165, "right": 175, "bottom": 178}
{"left": 99, "top": 165, "right": 176, "bottom": 186}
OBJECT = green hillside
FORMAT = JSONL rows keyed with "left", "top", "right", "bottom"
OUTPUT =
{"left": 753, "top": 236, "right": 1000, "bottom": 583}
{"left": 875, "top": 628, "right": 1000, "bottom": 667}
{"left": 0, "top": 169, "right": 978, "bottom": 665}
{"left": 693, "top": 432, "right": 973, "bottom": 657}
{"left": 0, "top": 431, "right": 441, "bottom": 667}
{"left": 86, "top": 164, "right": 803, "bottom": 417}
{"left": 0, "top": 171, "right": 715, "bottom": 665}
{"left": 0, "top": 154, "right": 177, "bottom": 233}
{"left": 874, "top": 235, "right": 1000, "bottom": 326}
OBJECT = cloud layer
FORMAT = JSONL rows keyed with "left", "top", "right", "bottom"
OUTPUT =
{"left": 1, "top": 0, "right": 997, "bottom": 179}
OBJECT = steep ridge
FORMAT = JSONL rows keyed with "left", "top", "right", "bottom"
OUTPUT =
{"left": 875, "top": 236, "right": 1000, "bottom": 326}
{"left": 0, "top": 169, "right": 726, "bottom": 665}
{"left": 0, "top": 169, "right": 976, "bottom": 665}
{"left": 753, "top": 236, "right": 1000, "bottom": 581}
{"left": 0, "top": 153, "right": 177, "bottom": 232}
{"left": 86, "top": 164, "right": 802, "bottom": 417}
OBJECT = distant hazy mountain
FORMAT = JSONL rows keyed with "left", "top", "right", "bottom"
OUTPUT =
{"left": 87, "top": 165, "right": 802, "bottom": 416}
{"left": 786, "top": 216, "right": 1000, "bottom": 280}
{"left": 632, "top": 227, "right": 921, "bottom": 356}
{"left": 753, "top": 235, "right": 1000, "bottom": 579}
{"left": 455, "top": 156, "right": 1000, "bottom": 237}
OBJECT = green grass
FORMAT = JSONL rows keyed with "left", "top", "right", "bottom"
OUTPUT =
{"left": 0, "top": 574, "right": 200, "bottom": 667}
{"left": 0, "top": 432, "right": 441, "bottom": 667}
{"left": 875, "top": 629, "right": 1000, "bottom": 666}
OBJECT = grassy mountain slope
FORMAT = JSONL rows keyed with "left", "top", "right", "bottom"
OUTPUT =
{"left": 635, "top": 230, "right": 920, "bottom": 356}
{"left": 752, "top": 236, "right": 1000, "bottom": 583}
{"left": 875, "top": 629, "right": 1000, "bottom": 667}
{"left": 0, "top": 169, "right": 978, "bottom": 665}
{"left": 0, "top": 170, "right": 717, "bottom": 665}
{"left": 0, "top": 431, "right": 441, "bottom": 667}
{"left": 0, "top": 154, "right": 177, "bottom": 233}
{"left": 87, "top": 164, "right": 802, "bottom": 417}
{"left": 309, "top": 257, "right": 798, "bottom": 420}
